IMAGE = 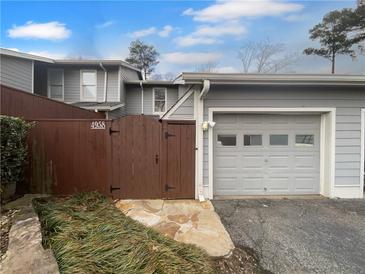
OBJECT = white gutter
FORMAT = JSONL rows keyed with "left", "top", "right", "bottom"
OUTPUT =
{"left": 99, "top": 62, "right": 108, "bottom": 102}
{"left": 140, "top": 80, "right": 144, "bottom": 114}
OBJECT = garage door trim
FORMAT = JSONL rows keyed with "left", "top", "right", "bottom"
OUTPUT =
{"left": 207, "top": 107, "right": 336, "bottom": 199}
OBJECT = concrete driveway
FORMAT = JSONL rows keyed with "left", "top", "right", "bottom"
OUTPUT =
{"left": 213, "top": 198, "right": 365, "bottom": 274}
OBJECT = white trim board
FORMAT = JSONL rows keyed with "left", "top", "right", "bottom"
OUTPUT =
{"left": 164, "top": 88, "right": 194, "bottom": 119}
{"left": 207, "top": 107, "right": 337, "bottom": 199}
{"left": 360, "top": 109, "right": 365, "bottom": 198}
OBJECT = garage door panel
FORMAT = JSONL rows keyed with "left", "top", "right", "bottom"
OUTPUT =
{"left": 214, "top": 177, "right": 238, "bottom": 194}
{"left": 215, "top": 155, "right": 239, "bottom": 169}
{"left": 294, "top": 155, "right": 317, "bottom": 168}
{"left": 267, "top": 155, "right": 290, "bottom": 168}
{"left": 266, "top": 177, "right": 290, "bottom": 192}
{"left": 214, "top": 114, "right": 321, "bottom": 196}
{"left": 294, "top": 177, "right": 318, "bottom": 192}
{"left": 242, "top": 155, "right": 265, "bottom": 168}
{"left": 242, "top": 177, "right": 264, "bottom": 191}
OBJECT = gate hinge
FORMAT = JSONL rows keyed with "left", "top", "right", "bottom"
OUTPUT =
{"left": 165, "top": 184, "right": 176, "bottom": 192}
{"left": 109, "top": 128, "right": 120, "bottom": 135}
{"left": 110, "top": 185, "right": 121, "bottom": 192}
{"left": 165, "top": 132, "right": 176, "bottom": 139}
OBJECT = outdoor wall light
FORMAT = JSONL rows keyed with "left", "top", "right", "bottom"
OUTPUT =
{"left": 202, "top": 121, "right": 216, "bottom": 131}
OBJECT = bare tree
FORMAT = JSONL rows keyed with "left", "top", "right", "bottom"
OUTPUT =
{"left": 150, "top": 72, "right": 176, "bottom": 81}
{"left": 194, "top": 62, "right": 219, "bottom": 73}
{"left": 238, "top": 42, "right": 258, "bottom": 73}
{"left": 238, "top": 39, "right": 298, "bottom": 73}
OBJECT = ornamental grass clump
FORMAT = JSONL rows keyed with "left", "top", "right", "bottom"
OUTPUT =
{"left": 33, "top": 192, "right": 216, "bottom": 274}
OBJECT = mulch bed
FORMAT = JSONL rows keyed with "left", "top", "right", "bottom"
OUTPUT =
{"left": 215, "top": 247, "right": 272, "bottom": 274}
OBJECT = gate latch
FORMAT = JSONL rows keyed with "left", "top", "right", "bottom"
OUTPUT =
{"left": 165, "top": 184, "right": 176, "bottom": 192}
{"left": 110, "top": 185, "right": 121, "bottom": 192}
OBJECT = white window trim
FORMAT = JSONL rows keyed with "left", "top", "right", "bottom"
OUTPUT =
{"left": 47, "top": 68, "right": 64, "bottom": 101}
{"left": 206, "top": 107, "right": 337, "bottom": 199}
{"left": 80, "top": 69, "right": 97, "bottom": 102}
{"left": 152, "top": 87, "right": 167, "bottom": 116}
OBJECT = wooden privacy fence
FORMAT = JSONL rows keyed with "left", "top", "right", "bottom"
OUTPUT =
{"left": 27, "top": 116, "right": 196, "bottom": 199}
{"left": 28, "top": 119, "right": 111, "bottom": 195}
{"left": 1, "top": 85, "right": 105, "bottom": 119}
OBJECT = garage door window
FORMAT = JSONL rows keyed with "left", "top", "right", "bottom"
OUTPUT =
{"left": 244, "top": 135, "right": 262, "bottom": 146}
{"left": 296, "top": 134, "right": 314, "bottom": 146}
{"left": 270, "top": 134, "right": 288, "bottom": 146}
{"left": 217, "top": 135, "right": 236, "bottom": 146}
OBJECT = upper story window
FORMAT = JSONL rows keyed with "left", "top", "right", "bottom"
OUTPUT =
{"left": 47, "top": 69, "right": 64, "bottom": 101}
{"left": 153, "top": 88, "right": 167, "bottom": 115}
{"left": 81, "top": 70, "right": 97, "bottom": 101}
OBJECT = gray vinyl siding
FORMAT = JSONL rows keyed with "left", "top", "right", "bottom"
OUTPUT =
{"left": 202, "top": 85, "right": 365, "bottom": 188}
{"left": 126, "top": 86, "right": 178, "bottom": 115}
{"left": 45, "top": 66, "right": 120, "bottom": 103}
{"left": 108, "top": 106, "right": 126, "bottom": 119}
{"left": 0, "top": 55, "right": 33, "bottom": 92}
{"left": 120, "top": 67, "right": 141, "bottom": 105}
{"left": 169, "top": 92, "right": 195, "bottom": 120}
{"left": 106, "top": 69, "right": 119, "bottom": 102}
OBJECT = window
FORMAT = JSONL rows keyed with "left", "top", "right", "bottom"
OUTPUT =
{"left": 244, "top": 135, "right": 262, "bottom": 146}
{"left": 296, "top": 134, "right": 314, "bottom": 146}
{"left": 48, "top": 69, "right": 64, "bottom": 100}
{"left": 270, "top": 134, "right": 288, "bottom": 146}
{"left": 81, "top": 70, "right": 97, "bottom": 101}
{"left": 217, "top": 134, "right": 236, "bottom": 146}
{"left": 153, "top": 88, "right": 167, "bottom": 114}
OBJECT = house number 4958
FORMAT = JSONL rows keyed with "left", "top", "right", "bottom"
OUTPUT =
{"left": 91, "top": 121, "right": 106, "bottom": 129}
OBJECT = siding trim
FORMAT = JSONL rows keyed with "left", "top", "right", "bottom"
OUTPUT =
{"left": 361, "top": 108, "right": 365, "bottom": 198}
{"left": 163, "top": 87, "right": 194, "bottom": 119}
{"left": 118, "top": 66, "right": 121, "bottom": 102}
{"left": 207, "top": 107, "right": 336, "bottom": 199}
{"left": 31, "top": 60, "right": 34, "bottom": 93}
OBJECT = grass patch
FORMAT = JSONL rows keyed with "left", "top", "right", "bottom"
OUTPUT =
{"left": 33, "top": 192, "right": 216, "bottom": 274}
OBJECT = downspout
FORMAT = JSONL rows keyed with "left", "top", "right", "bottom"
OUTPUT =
{"left": 140, "top": 80, "right": 144, "bottom": 114}
{"left": 196, "top": 79, "right": 210, "bottom": 201}
{"left": 199, "top": 79, "right": 211, "bottom": 99}
{"left": 99, "top": 62, "right": 108, "bottom": 102}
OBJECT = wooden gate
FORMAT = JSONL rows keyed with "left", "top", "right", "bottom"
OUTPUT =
{"left": 161, "top": 120, "right": 195, "bottom": 199}
{"left": 110, "top": 116, "right": 195, "bottom": 199}
{"left": 110, "top": 116, "right": 161, "bottom": 198}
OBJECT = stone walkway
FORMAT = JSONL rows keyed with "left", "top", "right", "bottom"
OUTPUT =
{"left": 1, "top": 195, "right": 59, "bottom": 274}
{"left": 116, "top": 199, "right": 234, "bottom": 257}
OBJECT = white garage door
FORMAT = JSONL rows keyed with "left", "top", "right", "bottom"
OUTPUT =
{"left": 214, "top": 114, "right": 321, "bottom": 196}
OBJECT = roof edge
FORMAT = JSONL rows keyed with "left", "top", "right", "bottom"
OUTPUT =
{"left": 180, "top": 72, "right": 365, "bottom": 86}
{"left": 0, "top": 48, "right": 54, "bottom": 63}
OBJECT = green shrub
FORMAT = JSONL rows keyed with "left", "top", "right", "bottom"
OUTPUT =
{"left": 1, "top": 115, "right": 32, "bottom": 190}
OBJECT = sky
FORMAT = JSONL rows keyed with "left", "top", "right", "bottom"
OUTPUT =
{"left": 1, "top": 0, "right": 364, "bottom": 76}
